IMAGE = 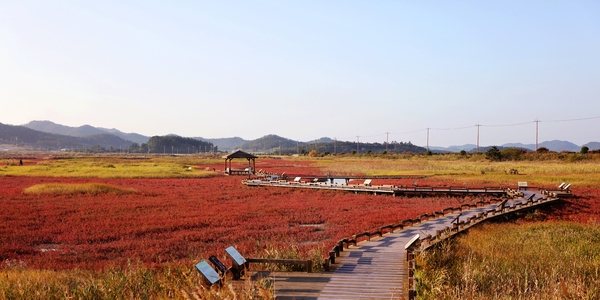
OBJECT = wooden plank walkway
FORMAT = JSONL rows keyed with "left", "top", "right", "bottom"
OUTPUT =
{"left": 271, "top": 190, "right": 559, "bottom": 299}
{"left": 316, "top": 235, "right": 406, "bottom": 300}
{"left": 243, "top": 179, "right": 506, "bottom": 197}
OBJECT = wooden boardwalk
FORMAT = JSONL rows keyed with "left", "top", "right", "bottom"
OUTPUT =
{"left": 243, "top": 179, "right": 506, "bottom": 197}
{"left": 270, "top": 190, "right": 560, "bottom": 299}
{"left": 316, "top": 234, "right": 406, "bottom": 300}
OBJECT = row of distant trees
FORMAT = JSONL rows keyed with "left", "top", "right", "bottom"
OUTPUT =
{"left": 71, "top": 136, "right": 217, "bottom": 154}
{"left": 251, "top": 140, "right": 426, "bottom": 155}
{"left": 145, "top": 136, "right": 216, "bottom": 154}
{"left": 294, "top": 145, "right": 598, "bottom": 162}
{"left": 234, "top": 134, "right": 428, "bottom": 154}
{"left": 299, "top": 141, "right": 424, "bottom": 155}
{"left": 485, "top": 146, "right": 596, "bottom": 161}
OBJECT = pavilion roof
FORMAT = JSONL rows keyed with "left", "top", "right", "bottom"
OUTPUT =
{"left": 222, "top": 150, "right": 258, "bottom": 159}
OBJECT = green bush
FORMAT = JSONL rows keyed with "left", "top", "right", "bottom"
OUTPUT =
{"left": 485, "top": 146, "right": 502, "bottom": 161}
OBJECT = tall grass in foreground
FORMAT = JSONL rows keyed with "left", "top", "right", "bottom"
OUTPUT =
{"left": 23, "top": 183, "right": 137, "bottom": 195}
{"left": 416, "top": 222, "right": 600, "bottom": 299}
{"left": 0, "top": 262, "right": 273, "bottom": 300}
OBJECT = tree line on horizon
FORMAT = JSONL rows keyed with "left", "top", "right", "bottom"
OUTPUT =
{"left": 235, "top": 134, "right": 426, "bottom": 155}
{"left": 86, "top": 136, "right": 217, "bottom": 154}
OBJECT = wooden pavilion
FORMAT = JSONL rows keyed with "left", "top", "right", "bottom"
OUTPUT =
{"left": 223, "top": 150, "right": 257, "bottom": 176}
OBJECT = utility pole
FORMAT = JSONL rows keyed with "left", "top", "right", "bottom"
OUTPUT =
{"left": 476, "top": 124, "right": 481, "bottom": 153}
{"left": 385, "top": 132, "right": 389, "bottom": 152}
{"left": 535, "top": 118, "right": 540, "bottom": 151}
{"left": 426, "top": 128, "right": 430, "bottom": 151}
{"left": 334, "top": 137, "right": 337, "bottom": 155}
{"left": 356, "top": 136, "right": 360, "bottom": 153}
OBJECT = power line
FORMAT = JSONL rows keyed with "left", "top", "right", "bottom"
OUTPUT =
{"left": 429, "top": 125, "right": 474, "bottom": 131}
{"left": 543, "top": 116, "right": 600, "bottom": 123}
{"left": 330, "top": 115, "right": 598, "bottom": 144}
{"left": 389, "top": 128, "right": 427, "bottom": 135}
{"left": 358, "top": 133, "right": 386, "bottom": 138}
{"left": 480, "top": 121, "right": 532, "bottom": 127}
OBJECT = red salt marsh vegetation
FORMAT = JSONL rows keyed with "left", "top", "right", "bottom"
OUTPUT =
{"left": 1, "top": 155, "right": 600, "bottom": 299}
{"left": 1, "top": 156, "right": 599, "bottom": 270}
{"left": 0, "top": 174, "right": 470, "bottom": 270}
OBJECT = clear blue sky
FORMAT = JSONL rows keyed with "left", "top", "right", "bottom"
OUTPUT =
{"left": 1, "top": 1, "right": 599, "bottom": 147}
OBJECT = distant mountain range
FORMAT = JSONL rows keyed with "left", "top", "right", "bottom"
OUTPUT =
{"left": 192, "top": 136, "right": 248, "bottom": 152}
{"left": 0, "top": 120, "right": 595, "bottom": 153}
{"left": 24, "top": 120, "right": 149, "bottom": 144}
{"left": 1, "top": 122, "right": 133, "bottom": 151}
{"left": 429, "top": 144, "right": 478, "bottom": 153}
{"left": 430, "top": 140, "right": 597, "bottom": 153}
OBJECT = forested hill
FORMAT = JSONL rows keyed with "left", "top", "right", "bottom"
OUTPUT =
{"left": 294, "top": 140, "right": 426, "bottom": 154}
{"left": 0, "top": 122, "right": 132, "bottom": 151}
{"left": 231, "top": 134, "right": 426, "bottom": 154}
{"left": 238, "top": 134, "right": 299, "bottom": 153}
{"left": 193, "top": 136, "right": 248, "bottom": 151}
{"left": 23, "top": 120, "right": 149, "bottom": 144}
{"left": 147, "top": 135, "right": 216, "bottom": 154}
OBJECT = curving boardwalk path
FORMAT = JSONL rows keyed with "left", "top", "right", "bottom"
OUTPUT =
{"left": 273, "top": 190, "right": 558, "bottom": 300}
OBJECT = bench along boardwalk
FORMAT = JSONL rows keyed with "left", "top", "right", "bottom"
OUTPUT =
{"left": 242, "top": 179, "right": 572, "bottom": 299}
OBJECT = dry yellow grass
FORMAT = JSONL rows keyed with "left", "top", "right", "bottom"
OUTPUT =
{"left": 309, "top": 153, "right": 600, "bottom": 187}
{"left": 0, "top": 262, "right": 273, "bottom": 300}
{"left": 23, "top": 183, "right": 137, "bottom": 195}
{"left": 0, "top": 156, "right": 219, "bottom": 178}
{"left": 415, "top": 222, "right": 600, "bottom": 299}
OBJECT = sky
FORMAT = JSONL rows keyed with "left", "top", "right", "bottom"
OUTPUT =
{"left": 1, "top": 1, "right": 599, "bottom": 147}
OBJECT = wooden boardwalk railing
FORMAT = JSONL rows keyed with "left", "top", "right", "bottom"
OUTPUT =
{"left": 270, "top": 189, "right": 564, "bottom": 300}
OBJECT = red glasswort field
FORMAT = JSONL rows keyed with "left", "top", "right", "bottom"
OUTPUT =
{"left": 0, "top": 159, "right": 597, "bottom": 270}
